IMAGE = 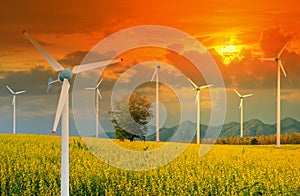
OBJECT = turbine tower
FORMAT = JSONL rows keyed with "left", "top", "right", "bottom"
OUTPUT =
{"left": 151, "top": 65, "right": 160, "bottom": 142}
{"left": 6, "top": 85, "right": 26, "bottom": 134}
{"left": 258, "top": 42, "right": 288, "bottom": 148}
{"left": 23, "top": 31, "right": 122, "bottom": 196}
{"left": 187, "top": 78, "right": 213, "bottom": 144}
{"left": 233, "top": 89, "right": 253, "bottom": 138}
{"left": 85, "top": 78, "right": 103, "bottom": 138}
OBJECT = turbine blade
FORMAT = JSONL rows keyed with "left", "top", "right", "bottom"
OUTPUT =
{"left": 47, "top": 84, "right": 52, "bottom": 93}
{"left": 195, "top": 91, "right": 200, "bottom": 103}
{"left": 200, "top": 84, "right": 213, "bottom": 89}
{"left": 72, "top": 58, "right": 122, "bottom": 74}
{"left": 150, "top": 68, "right": 158, "bottom": 82}
{"left": 48, "top": 78, "right": 59, "bottom": 86}
{"left": 47, "top": 78, "right": 59, "bottom": 93}
{"left": 23, "top": 31, "right": 64, "bottom": 72}
{"left": 243, "top": 93, "right": 253, "bottom": 98}
{"left": 187, "top": 78, "right": 198, "bottom": 89}
{"left": 96, "top": 78, "right": 103, "bottom": 88}
{"left": 233, "top": 89, "right": 242, "bottom": 97}
{"left": 52, "top": 79, "right": 70, "bottom": 134}
{"left": 97, "top": 89, "right": 103, "bottom": 99}
{"left": 277, "top": 42, "right": 289, "bottom": 57}
{"left": 279, "top": 61, "right": 287, "bottom": 77}
{"left": 15, "top": 90, "right": 26, "bottom": 95}
{"left": 239, "top": 100, "right": 242, "bottom": 109}
{"left": 12, "top": 96, "right": 15, "bottom": 106}
{"left": 258, "top": 58, "right": 275, "bottom": 62}
{"left": 6, "top": 86, "right": 15, "bottom": 94}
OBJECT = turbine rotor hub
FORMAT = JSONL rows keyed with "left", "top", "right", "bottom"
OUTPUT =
{"left": 58, "top": 69, "right": 73, "bottom": 82}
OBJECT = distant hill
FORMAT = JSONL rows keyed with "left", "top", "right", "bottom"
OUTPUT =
{"left": 146, "top": 121, "right": 199, "bottom": 142}
{"left": 101, "top": 117, "right": 300, "bottom": 141}
{"left": 146, "top": 117, "right": 300, "bottom": 142}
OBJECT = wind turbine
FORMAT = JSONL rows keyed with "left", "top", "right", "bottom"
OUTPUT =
{"left": 187, "top": 78, "right": 213, "bottom": 144}
{"left": 23, "top": 31, "right": 122, "bottom": 196}
{"left": 233, "top": 89, "right": 253, "bottom": 138}
{"left": 258, "top": 42, "right": 288, "bottom": 148}
{"left": 6, "top": 85, "right": 26, "bottom": 134}
{"left": 85, "top": 78, "right": 103, "bottom": 138}
{"left": 151, "top": 64, "right": 160, "bottom": 142}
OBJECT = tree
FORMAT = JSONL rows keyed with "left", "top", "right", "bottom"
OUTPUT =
{"left": 111, "top": 94, "right": 152, "bottom": 141}
{"left": 251, "top": 138, "right": 258, "bottom": 145}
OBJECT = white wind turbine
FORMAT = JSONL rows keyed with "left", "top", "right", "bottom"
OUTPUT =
{"left": 23, "top": 31, "right": 122, "bottom": 196}
{"left": 187, "top": 78, "right": 213, "bottom": 144}
{"left": 258, "top": 42, "right": 288, "bottom": 148}
{"left": 6, "top": 85, "right": 26, "bottom": 134}
{"left": 85, "top": 78, "right": 103, "bottom": 138}
{"left": 151, "top": 64, "right": 160, "bottom": 142}
{"left": 233, "top": 89, "right": 253, "bottom": 138}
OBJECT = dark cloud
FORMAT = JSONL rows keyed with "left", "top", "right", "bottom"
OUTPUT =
{"left": 216, "top": 50, "right": 300, "bottom": 90}
{"left": 58, "top": 51, "right": 88, "bottom": 66}
{"left": 0, "top": 0, "right": 139, "bottom": 57}
{"left": 259, "top": 26, "right": 293, "bottom": 57}
{"left": 163, "top": 27, "right": 300, "bottom": 90}
{"left": 58, "top": 50, "right": 119, "bottom": 67}
{"left": 0, "top": 66, "right": 58, "bottom": 96}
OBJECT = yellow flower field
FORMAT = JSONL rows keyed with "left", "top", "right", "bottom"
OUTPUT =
{"left": 0, "top": 134, "right": 299, "bottom": 195}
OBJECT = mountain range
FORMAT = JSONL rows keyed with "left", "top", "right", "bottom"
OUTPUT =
{"left": 145, "top": 117, "right": 300, "bottom": 141}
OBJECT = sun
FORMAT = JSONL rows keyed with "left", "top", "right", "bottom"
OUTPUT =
{"left": 215, "top": 44, "right": 244, "bottom": 65}
{"left": 219, "top": 45, "right": 237, "bottom": 54}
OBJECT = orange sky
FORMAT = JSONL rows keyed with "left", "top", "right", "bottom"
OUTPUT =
{"left": 0, "top": 0, "right": 300, "bottom": 126}
{"left": 1, "top": 0, "right": 300, "bottom": 71}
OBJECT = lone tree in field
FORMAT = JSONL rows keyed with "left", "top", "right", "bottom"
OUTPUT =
{"left": 111, "top": 94, "right": 152, "bottom": 141}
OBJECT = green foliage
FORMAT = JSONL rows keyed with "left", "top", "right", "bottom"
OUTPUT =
{"left": 111, "top": 94, "right": 152, "bottom": 142}
{"left": 251, "top": 138, "right": 258, "bottom": 145}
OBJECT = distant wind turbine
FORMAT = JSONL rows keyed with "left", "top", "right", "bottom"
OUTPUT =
{"left": 23, "top": 31, "right": 122, "bottom": 196}
{"left": 85, "top": 78, "right": 103, "bottom": 138}
{"left": 187, "top": 78, "right": 213, "bottom": 144}
{"left": 233, "top": 89, "right": 253, "bottom": 138}
{"left": 6, "top": 85, "right": 26, "bottom": 134}
{"left": 258, "top": 42, "right": 288, "bottom": 148}
{"left": 151, "top": 64, "right": 160, "bottom": 142}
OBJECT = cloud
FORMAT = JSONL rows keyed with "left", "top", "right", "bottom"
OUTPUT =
{"left": 209, "top": 27, "right": 300, "bottom": 90}
{"left": 259, "top": 26, "right": 293, "bottom": 57}
{"left": 58, "top": 50, "right": 114, "bottom": 67}
{"left": 282, "top": 89, "right": 300, "bottom": 103}
{"left": 0, "top": 66, "right": 58, "bottom": 96}
{"left": 58, "top": 51, "right": 88, "bottom": 67}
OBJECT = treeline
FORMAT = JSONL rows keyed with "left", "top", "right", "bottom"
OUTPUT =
{"left": 201, "top": 133, "right": 300, "bottom": 145}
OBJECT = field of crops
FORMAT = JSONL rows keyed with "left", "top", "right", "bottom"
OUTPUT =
{"left": 0, "top": 134, "right": 299, "bottom": 195}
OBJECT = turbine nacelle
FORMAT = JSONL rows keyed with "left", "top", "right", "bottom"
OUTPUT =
{"left": 187, "top": 78, "right": 213, "bottom": 103}
{"left": 24, "top": 30, "right": 123, "bottom": 134}
{"left": 58, "top": 69, "right": 73, "bottom": 82}
{"left": 85, "top": 78, "right": 103, "bottom": 99}
{"left": 233, "top": 89, "right": 252, "bottom": 109}
{"left": 151, "top": 64, "right": 161, "bottom": 82}
{"left": 258, "top": 41, "right": 288, "bottom": 78}
{"left": 47, "top": 69, "right": 72, "bottom": 92}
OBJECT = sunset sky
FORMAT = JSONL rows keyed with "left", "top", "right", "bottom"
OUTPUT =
{"left": 0, "top": 0, "right": 299, "bottom": 134}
